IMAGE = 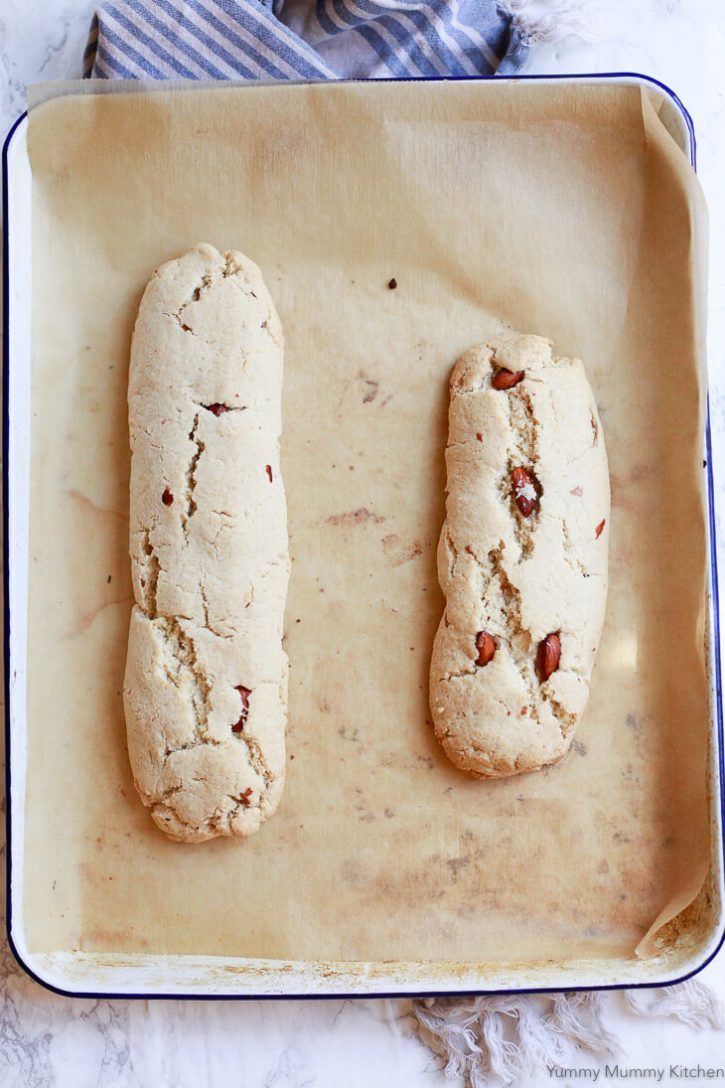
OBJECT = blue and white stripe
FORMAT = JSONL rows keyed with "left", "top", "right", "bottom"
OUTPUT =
{"left": 86, "top": 0, "right": 524, "bottom": 81}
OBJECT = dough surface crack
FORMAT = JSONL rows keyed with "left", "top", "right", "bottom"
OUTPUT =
{"left": 182, "top": 413, "right": 204, "bottom": 536}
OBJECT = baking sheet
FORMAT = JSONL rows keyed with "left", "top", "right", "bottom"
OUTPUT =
{"left": 21, "top": 79, "right": 710, "bottom": 965}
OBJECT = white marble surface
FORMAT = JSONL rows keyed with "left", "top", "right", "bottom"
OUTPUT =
{"left": 1, "top": 0, "right": 725, "bottom": 1084}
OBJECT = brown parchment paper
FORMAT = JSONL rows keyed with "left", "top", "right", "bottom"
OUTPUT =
{"left": 23, "top": 80, "right": 711, "bottom": 964}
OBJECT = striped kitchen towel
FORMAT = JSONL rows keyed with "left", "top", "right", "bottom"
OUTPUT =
{"left": 84, "top": 0, "right": 529, "bottom": 83}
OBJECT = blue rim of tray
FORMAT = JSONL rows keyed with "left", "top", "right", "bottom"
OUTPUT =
{"left": 2, "top": 71, "right": 722, "bottom": 1000}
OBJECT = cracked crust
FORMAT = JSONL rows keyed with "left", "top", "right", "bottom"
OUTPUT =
{"left": 430, "top": 334, "right": 610, "bottom": 778}
{"left": 123, "top": 243, "right": 289, "bottom": 842}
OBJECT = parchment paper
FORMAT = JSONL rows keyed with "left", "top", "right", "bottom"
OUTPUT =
{"left": 23, "top": 80, "right": 711, "bottom": 964}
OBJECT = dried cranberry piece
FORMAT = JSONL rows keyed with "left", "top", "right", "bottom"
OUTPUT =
{"left": 232, "top": 686, "right": 251, "bottom": 733}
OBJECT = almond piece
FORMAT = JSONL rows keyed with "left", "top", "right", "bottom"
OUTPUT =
{"left": 492, "top": 368, "right": 525, "bottom": 390}
{"left": 595, "top": 518, "right": 606, "bottom": 539}
{"left": 475, "top": 631, "right": 496, "bottom": 667}
{"left": 537, "top": 633, "right": 561, "bottom": 681}
{"left": 511, "top": 466, "right": 538, "bottom": 517}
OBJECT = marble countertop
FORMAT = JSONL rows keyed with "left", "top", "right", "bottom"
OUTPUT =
{"left": 1, "top": 0, "right": 725, "bottom": 1084}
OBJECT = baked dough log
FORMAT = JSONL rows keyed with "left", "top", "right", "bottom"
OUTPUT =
{"left": 430, "top": 334, "right": 610, "bottom": 778}
{"left": 124, "top": 244, "right": 289, "bottom": 843}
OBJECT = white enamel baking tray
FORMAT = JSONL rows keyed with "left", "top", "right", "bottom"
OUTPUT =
{"left": 4, "top": 73, "right": 724, "bottom": 998}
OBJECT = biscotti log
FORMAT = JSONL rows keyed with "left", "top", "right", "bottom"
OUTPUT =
{"left": 124, "top": 244, "right": 289, "bottom": 843}
{"left": 430, "top": 334, "right": 610, "bottom": 778}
